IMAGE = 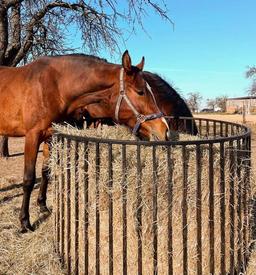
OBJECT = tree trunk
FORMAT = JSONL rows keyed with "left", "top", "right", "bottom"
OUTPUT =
{"left": 0, "top": 136, "right": 9, "bottom": 157}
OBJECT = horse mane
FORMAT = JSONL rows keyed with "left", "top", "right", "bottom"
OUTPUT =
{"left": 142, "top": 71, "right": 193, "bottom": 118}
{"left": 57, "top": 53, "right": 108, "bottom": 63}
{"left": 142, "top": 71, "right": 198, "bottom": 135}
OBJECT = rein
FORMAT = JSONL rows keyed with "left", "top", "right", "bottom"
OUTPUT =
{"left": 115, "top": 68, "right": 163, "bottom": 135}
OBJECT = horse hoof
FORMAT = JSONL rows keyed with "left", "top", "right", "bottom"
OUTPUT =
{"left": 39, "top": 205, "right": 51, "bottom": 213}
{"left": 19, "top": 227, "right": 28, "bottom": 234}
{"left": 20, "top": 221, "right": 34, "bottom": 233}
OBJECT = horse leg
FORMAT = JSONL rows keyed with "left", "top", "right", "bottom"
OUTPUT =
{"left": 37, "top": 141, "right": 51, "bottom": 213}
{"left": 20, "top": 131, "right": 40, "bottom": 233}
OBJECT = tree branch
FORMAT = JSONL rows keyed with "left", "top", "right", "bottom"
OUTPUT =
{"left": 11, "top": 1, "right": 97, "bottom": 65}
{"left": 0, "top": 5, "right": 8, "bottom": 64}
{"left": 5, "top": 2, "right": 21, "bottom": 64}
{"left": 246, "top": 66, "right": 256, "bottom": 79}
{"left": 6, "top": 0, "right": 172, "bottom": 66}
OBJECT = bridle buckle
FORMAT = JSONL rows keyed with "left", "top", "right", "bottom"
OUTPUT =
{"left": 136, "top": 114, "right": 146, "bottom": 123}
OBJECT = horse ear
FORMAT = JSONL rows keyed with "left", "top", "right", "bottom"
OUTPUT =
{"left": 136, "top": 56, "right": 145, "bottom": 71}
{"left": 122, "top": 50, "right": 132, "bottom": 72}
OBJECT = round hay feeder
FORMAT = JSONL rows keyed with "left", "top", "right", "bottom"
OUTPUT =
{"left": 50, "top": 117, "right": 252, "bottom": 275}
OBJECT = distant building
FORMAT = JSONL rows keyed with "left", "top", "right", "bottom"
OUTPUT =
{"left": 226, "top": 96, "right": 256, "bottom": 114}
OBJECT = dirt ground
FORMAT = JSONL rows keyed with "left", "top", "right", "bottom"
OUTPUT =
{"left": 0, "top": 139, "right": 63, "bottom": 274}
{"left": 0, "top": 114, "right": 255, "bottom": 274}
{"left": 194, "top": 113, "right": 256, "bottom": 124}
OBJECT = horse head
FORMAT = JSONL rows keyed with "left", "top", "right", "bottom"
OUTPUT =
{"left": 83, "top": 51, "right": 170, "bottom": 140}
{"left": 115, "top": 50, "right": 169, "bottom": 140}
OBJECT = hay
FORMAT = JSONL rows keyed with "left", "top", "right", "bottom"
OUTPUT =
{"left": 0, "top": 170, "right": 63, "bottom": 275}
{"left": 50, "top": 124, "right": 252, "bottom": 274}
{"left": 0, "top": 209, "right": 63, "bottom": 275}
{"left": 0, "top": 138, "right": 63, "bottom": 275}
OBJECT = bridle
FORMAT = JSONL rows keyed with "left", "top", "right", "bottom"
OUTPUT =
{"left": 115, "top": 68, "right": 163, "bottom": 135}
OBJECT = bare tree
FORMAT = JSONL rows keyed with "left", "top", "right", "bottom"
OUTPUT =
{"left": 215, "top": 96, "right": 227, "bottom": 112}
{"left": 246, "top": 66, "right": 256, "bottom": 96}
{"left": 206, "top": 96, "right": 227, "bottom": 112}
{"left": 206, "top": 98, "right": 216, "bottom": 110}
{"left": 186, "top": 92, "right": 202, "bottom": 113}
{"left": 0, "top": 0, "right": 172, "bottom": 157}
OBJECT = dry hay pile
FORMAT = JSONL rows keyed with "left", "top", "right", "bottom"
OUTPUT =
{"left": 0, "top": 139, "right": 63, "bottom": 275}
{"left": 0, "top": 205, "right": 63, "bottom": 275}
{"left": 50, "top": 124, "right": 252, "bottom": 274}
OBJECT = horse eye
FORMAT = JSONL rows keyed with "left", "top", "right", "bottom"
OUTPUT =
{"left": 137, "top": 90, "right": 144, "bottom": 96}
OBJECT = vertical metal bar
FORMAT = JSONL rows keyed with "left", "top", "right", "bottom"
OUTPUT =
{"left": 246, "top": 136, "right": 251, "bottom": 256}
{"left": 236, "top": 125, "right": 239, "bottom": 135}
{"left": 66, "top": 138, "right": 71, "bottom": 275}
{"left": 196, "top": 144, "right": 202, "bottom": 275}
{"left": 108, "top": 143, "right": 113, "bottom": 275}
{"left": 206, "top": 120, "right": 209, "bottom": 136}
{"left": 122, "top": 144, "right": 127, "bottom": 275}
{"left": 242, "top": 138, "right": 247, "bottom": 269}
{"left": 236, "top": 139, "right": 242, "bottom": 272}
{"left": 182, "top": 145, "right": 188, "bottom": 275}
{"left": 95, "top": 142, "right": 100, "bottom": 275}
{"left": 184, "top": 118, "right": 187, "bottom": 134}
{"left": 53, "top": 136, "right": 57, "bottom": 252}
{"left": 152, "top": 145, "right": 158, "bottom": 274}
{"left": 191, "top": 118, "right": 194, "bottom": 135}
{"left": 220, "top": 122, "right": 223, "bottom": 137}
{"left": 136, "top": 145, "right": 143, "bottom": 275}
{"left": 243, "top": 136, "right": 250, "bottom": 267}
{"left": 225, "top": 123, "right": 228, "bottom": 137}
{"left": 203, "top": 120, "right": 206, "bottom": 137}
{"left": 208, "top": 143, "right": 215, "bottom": 274}
{"left": 231, "top": 125, "right": 234, "bottom": 136}
{"left": 199, "top": 119, "right": 202, "bottom": 136}
{"left": 74, "top": 141, "right": 79, "bottom": 275}
{"left": 213, "top": 121, "right": 216, "bottom": 137}
{"left": 167, "top": 146, "right": 173, "bottom": 275}
{"left": 55, "top": 136, "right": 60, "bottom": 255}
{"left": 229, "top": 141, "right": 235, "bottom": 275}
{"left": 60, "top": 136, "right": 65, "bottom": 265}
{"left": 220, "top": 142, "right": 226, "bottom": 274}
{"left": 84, "top": 142, "right": 89, "bottom": 275}
{"left": 186, "top": 118, "right": 188, "bottom": 134}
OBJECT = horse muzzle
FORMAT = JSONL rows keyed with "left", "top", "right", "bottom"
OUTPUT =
{"left": 137, "top": 117, "right": 170, "bottom": 141}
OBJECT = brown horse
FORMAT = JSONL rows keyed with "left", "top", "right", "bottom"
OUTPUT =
{"left": 84, "top": 70, "right": 198, "bottom": 135}
{"left": 0, "top": 50, "right": 169, "bottom": 232}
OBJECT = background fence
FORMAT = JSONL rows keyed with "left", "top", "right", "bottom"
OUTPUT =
{"left": 51, "top": 117, "right": 252, "bottom": 275}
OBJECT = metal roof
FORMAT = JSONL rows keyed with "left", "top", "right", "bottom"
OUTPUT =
{"left": 227, "top": 96, "right": 256, "bottom": 100}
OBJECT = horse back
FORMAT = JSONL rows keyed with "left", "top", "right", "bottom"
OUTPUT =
{"left": 0, "top": 60, "right": 61, "bottom": 136}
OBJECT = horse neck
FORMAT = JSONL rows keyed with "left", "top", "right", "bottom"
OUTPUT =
{"left": 58, "top": 60, "right": 120, "bottom": 115}
{"left": 60, "top": 61, "right": 120, "bottom": 99}
{"left": 143, "top": 72, "right": 184, "bottom": 115}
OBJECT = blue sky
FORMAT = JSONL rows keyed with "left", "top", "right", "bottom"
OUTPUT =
{"left": 71, "top": 0, "right": 256, "bottom": 106}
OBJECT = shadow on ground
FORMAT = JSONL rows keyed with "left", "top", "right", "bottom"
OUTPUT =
{"left": 0, "top": 178, "right": 41, "bottom": 204}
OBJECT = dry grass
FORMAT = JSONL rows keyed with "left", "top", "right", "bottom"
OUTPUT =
{"left": 195, "top": 113, "right": 256, "bottom": 124}
{"left": 0, "top": 139, "right": 63, "bottom": 275}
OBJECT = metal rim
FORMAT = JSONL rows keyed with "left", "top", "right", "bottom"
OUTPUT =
{"left": 53, "top": 117, "right": 251, "bottom": 146}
